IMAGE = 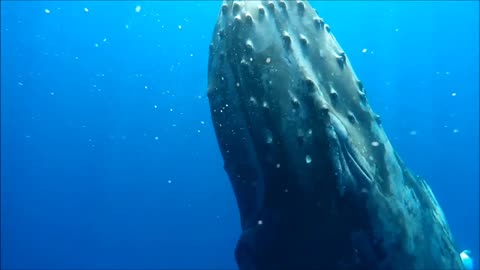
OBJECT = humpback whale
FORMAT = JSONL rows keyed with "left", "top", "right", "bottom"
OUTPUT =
{"left": 207, "top": 1, "right": 464, "bottom": 269}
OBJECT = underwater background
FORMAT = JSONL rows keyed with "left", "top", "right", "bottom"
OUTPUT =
{"left": 1, "top": 1, "right": 478, "bottom": 269}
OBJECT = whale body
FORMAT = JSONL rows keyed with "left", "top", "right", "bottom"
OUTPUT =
{"left": 207, "top": 1, "right": 464, "bottom": 269}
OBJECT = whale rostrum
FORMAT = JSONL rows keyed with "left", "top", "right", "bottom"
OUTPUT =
{"left": 207, "top": 1, "right": 464, "bottom": 269}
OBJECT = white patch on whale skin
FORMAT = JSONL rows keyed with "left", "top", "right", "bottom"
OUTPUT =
{"left": 460, "top": 250, "right": 473, "bottom": 270}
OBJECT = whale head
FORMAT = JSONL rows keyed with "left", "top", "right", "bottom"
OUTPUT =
{"left": 207, "top": 1, "right": 465, "bottom": 269}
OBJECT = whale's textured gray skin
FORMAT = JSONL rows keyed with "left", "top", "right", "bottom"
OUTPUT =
{"left": 207, "top": 1, "right": 464, "bottom": 269}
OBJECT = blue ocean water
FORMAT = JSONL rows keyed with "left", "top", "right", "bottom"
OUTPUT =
{"left": 1, "top": 1, "right": 478, "bottom": 269}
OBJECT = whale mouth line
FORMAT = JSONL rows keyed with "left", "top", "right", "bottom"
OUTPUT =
{"left": 328, "top": 113, "right": 373, "bottom": 193}
{"left": 342, "top": 137, "right": 373, "bottom": 185}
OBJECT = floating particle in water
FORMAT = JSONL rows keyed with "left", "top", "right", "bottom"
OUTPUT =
{"left": 153, "top": 105, "right": 157, "bottom": 109}
{"left": 305, "top": 155, "right": 312, "bottom": 164}
{"left": 276, "top": 163, "right": 281, "bottom": 169}
{"left": 169, "top": 108, "right": 173, "bottom": 112}
{"left": 362, "top": 48, "right": 367, "bottom": 53}
{"left": 395, "top": 28, "right": 399, "bottom": 32}
{"left": 197, "top": 129, "right": 201, "bottom": 133}
{"left": 409, "top": 130, "right": 417, "bottom": 136}
{"left": 144, "top": 85, "right": 148, "bottom": 90}
{"left": 190, "top": 53, "right": 193, "bottom": 57}
{"left": 103, "top": 38, "right": 107, "bottom": 42}
{"left": 178, "top": 25, "right": 182, "bottom": 30}
{"left": 84, "top": 8, "right": 89, "bottom": 13}
{"left": 125, "top": 24, "right": 129, "bottom": 29}
{"left": 451, "top": 92, "right": 457, "bottom": 97}
{"left": 453, "top": 129, "right": 459, "bottom": 134}
{"left": 18, "top": 82, "right": 23, "bottom": 86}
{"left": 265, "top": 131, "right": 273, "bottom": 144}
{"left": 167, "top": 180, "right": 172, "bottom": 184}
{"left": 94, "top": 43, "right": 99, "bottom": 48}
{"left": 200, "top": 121, "right": 205, "bottom": 125}
{"left": 50, "top": 92, "right": 55, "bottom": 96}
{"left": 266, "top": 57, "right": 271, "bottom": 64}
{"left": 135, "top": 6, "right": 141, "bottom": 13}
{"left": 371, "top": 141, "right": 380, "bottom": 147}
{"left": 257, "top": 220, "right": 263, "bottom": 225}
{"left": 44, "top": 9, "right": 51, "bottom": 14}
{"left": 154, "top": 136, "right": 159, "bottom": 140}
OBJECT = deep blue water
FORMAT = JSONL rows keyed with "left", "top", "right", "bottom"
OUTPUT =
{"left": 1, "top": 1, "right": 478, "bottom": 269}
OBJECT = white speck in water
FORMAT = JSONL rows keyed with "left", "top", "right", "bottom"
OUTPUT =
{"left": 257, "top": 220, "right": 263, "bottom": 225}
{"left": 362, "top": 48, "right": 367, "bottom": 53}
{"left": 84, "top": 8, "right": 89, "bottom": 13}
{"left": 44, "top": 9, "right": 51, "bottom": 14}
{"left": 50, "top": 92, "right": 55, "bottom": 96}
{"left": 453, "top": 129, "right": 459, "bottom": 134}
{"left": 265, "top": 57, "right": 271, "bottom": 64}
{"left": 305, "top": 155, "right": 312, "bottom": 164}
{"left": 125, "top": 24, "right": 129, "bottom": 29}
{"left": 94, "top": 43, "right": 99, "bottom": 48}
{"left": 395, "top": 28, "right": 399, "bottom": 32}
{"left": 18, "top": 82, "right": 24, "bottom": 86}
{"left": 190, "top": 53, "right": 193, "bottom": 57}
{"left": 266, "top": 133, "right": 273, "bottom": 144}
{"left": 445, "top": 71, "right": 450, "bottom": 75}
{"left": 169, "top": 108, "right": 173, "bottom": 112}
{"left": 236, "top": 82, "right": 240, "bottom": 87}
{"left": 451, "top": 92, "right": 457, "bottom": 97}
{"left": 103, "top": 38, "right": 107, "bottom": 42}
{"left": 284, "top": 188, "right": 288, "bottom": 193}
{"left": 135, "top": 5, "right": 141, "bottom": 13}
{"left": 178, "top": 25, "right": 182, "bottom": 30}
{"left": 276, "top": 163, "right": 281, "bottom": 169}
{"left": 200, "top": 121, "right": 205, "bottom": 125}
{"left": 144, "top": 85, "right": 148, "bottom": 90}
{"left": 154, "top": 136, "right": 159, "bottom": 140}
{"left": 371, "top": 141, "right": 380, "bottom": 147}
{"left": 197, "top": 129, "right": 201, "bottom": 133}
{"left": 153, "top": 105, "right": 157, "bottom": 109}
{"left": 409, "top": 130, "right": 417, "bottom": 136}
{"left": 167, "top": 180, "right": 172, "bottom": 184}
